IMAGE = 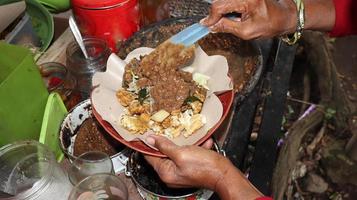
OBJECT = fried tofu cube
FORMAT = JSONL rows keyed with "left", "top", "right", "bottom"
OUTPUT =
{"left": 151, "top": 109, "right": 170, "bottom": 122}
{"left": 128, "top": 100, "right": 150, "bottom": 115}
{"left": 194, "top": 93, "right": 206, "bottom": 103}
{"left": 164, "top": 126, "right": 184, "bottom": 138}
{"left": 116, "top": 89, "right": 136, "bottom": 107}
{"left": 139, "top": 113, "right": 151, "bottom": 123}
{"left": 183, "top": 114, "right": 205, "bottom": 137}
{"left": 193, "top": 87, "right": 207, "bottom": 103}
{"left": 172, "top": 126, "right": 184, "bottom": 138}
{"left": 120, "top": 115, "right": 148, "bottom": 134}
{"left": 171, "top": 110, "right": 181, "bottom": 116}
{"left": 189, "top": 101, "right": 203, "bottom": 114}
{"left": 162, "top": 116, "right": 172, "bottom": 129}
{"left": 150, "top": 122, "right": 164, "bottom": 135}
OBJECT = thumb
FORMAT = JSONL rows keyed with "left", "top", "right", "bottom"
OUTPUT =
{"left": 202, "top": 0, "right": 247, "bottom": 27}
{"left": 145, "top": 135, "right": 179, "bottom": 159}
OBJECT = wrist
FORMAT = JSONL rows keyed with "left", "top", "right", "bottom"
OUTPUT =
{"left": 278, "top": 0, "right": 299, "bottom": 35}
{"left": 214, "top": 160, "right": 263, "bottom": 200}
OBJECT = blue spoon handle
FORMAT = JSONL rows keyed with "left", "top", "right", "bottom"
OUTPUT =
{"left": 170, "top": 23, "right": 210, "bottom": 46}
{"left": 169, "top": 14, "right": 239, "bottom": 47}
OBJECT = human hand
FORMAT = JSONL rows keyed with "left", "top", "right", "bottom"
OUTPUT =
{"left": 201, "top": 0, "right": 297, "bottom": 39}
{"left": 144, "top": 135, "right": 230, "bottom": 190}
{"left": 144, "top": 135, "right": 263, "bottom": 199}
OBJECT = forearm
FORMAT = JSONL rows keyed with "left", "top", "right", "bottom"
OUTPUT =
{"left": 304, "top": 0, "right": 335, "bottom": 31}
{"left": 280, "top": 0, "right": 336, "bottom": 33}
{"left": 215, "top": 160, "right": 263, "bottom": 200}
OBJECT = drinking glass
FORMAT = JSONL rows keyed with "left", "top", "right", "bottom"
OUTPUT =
{"left": 66, "top": 37, "right": 110, "bottom": 99}
{"left": 68, "top": 173, "right": 128, "bottom": 200}
{"left": 68, "top": 151, "right": 114, "bottom": 186}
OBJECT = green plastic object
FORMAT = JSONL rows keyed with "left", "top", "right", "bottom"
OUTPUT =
{"left": 36, "top": 0, "right": 70, "bottom": 13}
{"left": 39, "top": 92, "right": 67, "bottom": 161}
{"left": 1, "top": 0, "right": 54, "bottom": 53}
{"left": 0, "top": 0, "right": 21, "bottom": 6}
{"left": 25, "top": 0, "right": 54, "bottom": 52}
{"left": 0, "top": 42, "right": 49, "bottom": 147}
{"left": 0, "top": 0, "right": 69, "bottom": 13}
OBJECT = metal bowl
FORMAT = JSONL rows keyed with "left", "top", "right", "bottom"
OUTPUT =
{"left": 59, "top": 99, "right": 129, "bottom": 173}
{"left": 125, "top": 141, "right": 224, "bottom": 199}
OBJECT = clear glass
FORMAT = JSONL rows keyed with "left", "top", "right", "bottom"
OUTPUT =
{"left": 68, "top": 173, "right": 128, "bottom": 200}
{"left": 0, "top": 140, "right": 72, "bottom": 200}
{"left": 66, "top": 38, "right": 110, "bottom": 99}
{"left": 68, "top": 151, "right": 114, "bottom": 186}
{"left": 39, "top": 62, "right": 78, "bottom": 107}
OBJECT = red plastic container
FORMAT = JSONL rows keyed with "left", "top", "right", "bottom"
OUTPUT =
{"left": 71, "top": 0, "right": 140, "bottom": 52}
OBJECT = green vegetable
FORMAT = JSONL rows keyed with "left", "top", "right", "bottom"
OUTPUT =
{"left": 138, "top": 88, "right": 148, "bottom": 104}
{"left": 184, "top": 96, "right": 201, "bottom": 105}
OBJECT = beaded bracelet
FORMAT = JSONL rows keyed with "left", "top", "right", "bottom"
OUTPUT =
{"left": 281, "top": 0, "right": 305, "bottom": 45}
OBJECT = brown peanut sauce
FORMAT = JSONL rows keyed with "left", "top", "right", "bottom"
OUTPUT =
{"left": 123, "top": 42, "right": 200, "bottom": 112}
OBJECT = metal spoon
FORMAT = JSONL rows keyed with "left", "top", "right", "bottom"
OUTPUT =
{"left": 69, "top": 16, "right": 89, "bottom": 59}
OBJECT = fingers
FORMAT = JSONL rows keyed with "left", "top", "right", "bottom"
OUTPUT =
{"left": 143, "top": 155, "right": 179, "bottom": 185}
{"left": 144, "top": 154, "right": 163, "bottom": 171}
{"left": 210, "top": 18, "right": 256, "bottom": 40}
{"left": 201, "top": 138, "right": 214, "bottom": 149}
{"left": 145, "top": 135, "right": 179, "bottom": 159}
{"left": 143, "top": 155, "right": 172, "bottom": 177}
{"left": 202, "top": 0, "right": 247, "bottom": 27}
{"left": 166, "top": 183, "right": 194, "bottom": 188}
{"left": 210, "top": 18, "right": 240, "bottom": 34}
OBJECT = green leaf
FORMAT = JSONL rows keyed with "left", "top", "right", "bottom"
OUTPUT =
{"left": 138, "top": 88, "right": 148, "bottom": 104}
{"left": 183, "top": 96, "right": 201, "bottom": 105}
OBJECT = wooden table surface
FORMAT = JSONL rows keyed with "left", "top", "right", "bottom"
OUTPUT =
{"left": 37, "top": 28, "right": 73, "bottom": 66}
